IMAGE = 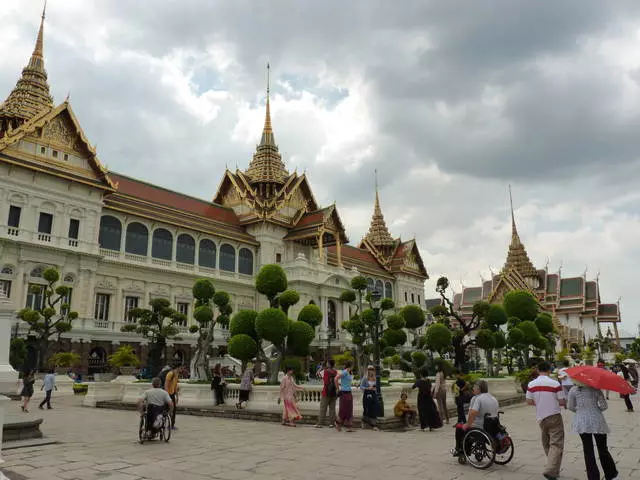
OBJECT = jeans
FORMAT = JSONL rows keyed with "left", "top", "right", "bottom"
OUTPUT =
{"left": 539, "top": 413, "right": 565, "bottom": 478}
{"left": 579, "top": 433, "right": 618, "bottom": 480}
{"left": 39, "top": 390, "right": 52, "bottom": 409}
{"left": 318, "top": 395, "right": 336, "bottom": 426}
{"left": 169, "top": 394, "right": 177, "bottom": 427}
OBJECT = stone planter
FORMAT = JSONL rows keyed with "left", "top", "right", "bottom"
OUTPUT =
{"left": 119, "top": 366, "right": 136, "bottom": 376}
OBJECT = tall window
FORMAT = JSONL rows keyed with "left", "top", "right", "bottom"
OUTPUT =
{"left": 0, "top": 280, "right": 11, "bottom": 298}
{"left": 99, "top": 216, "right": 122, "bottom": 251}
{"left": 417, "top": 294, "right": 421, "bottom": 305}
{"left": 366, "top": 278, "right": 374, "bottom": 293}
{"left": 7, "top": 206, "right": 21, "bottom": 228}
{"left": 60, "top": 289, "right": 73, "bottom": 315}
{"left": 26, "top": 284, "right": 46, "bottom": 310}
{"left": 198, "top": 239, "right": 216, "bottom": 268}
{"left": 94, "top": 294, "right": 110, "bottom": 322}
{"left": 276, "top": 253, "right": 282, "bottom": 263}
{"left": 411, "top": 293, "right": 415, "bottom": 304}
{"left": 384, "top": 282, "right": 393, "bottom": 300}
{"left": 176, "top": 234, "right": 195, "bottom": 264}
{"left": 124, "top": 296, "right": 139, "bottom": 323}
{"left": 68, "top": 219, "right": 80, "bottom": 239}
{"left": 176, "top": 302, "right": 189, "bottom": 326}
{"left": 404, "top": 292, "right": 408, "bottom": 303}
{"left": 238, "top": 248, "right": 254, "bottom": 275}
{"left": 125, "top": 222, "right": 148, "bottom": 256}
{"left": 219, "top": 244, "right": 236, "bottom": 272}
{"left": 375, "top": 279, "right": 383, "bottom": 295}
{"left": 38, "top": 212, "right": 53, "bottom": 234}
{"left": 327, "top": 300, "right": 337, "bottom": 336}
{"left": 152, "top": 228, "right": 173, "bottom": 260}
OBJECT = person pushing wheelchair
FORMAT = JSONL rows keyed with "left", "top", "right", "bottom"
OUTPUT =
{"left": 451, "top": 379, "right": 499, "bottom": 457}
{"left": 138, "top": 377, "right": 174, "bottom": 437}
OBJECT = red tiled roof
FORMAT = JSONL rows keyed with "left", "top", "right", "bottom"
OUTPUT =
{"left": 295, "top": 210, "right": 324, "bottom": 228}
{"left": 110, "top": 172, "right": 240, "bottom": 225}
{"left": 327, "top": 244, "right": 391, "bottom": 277}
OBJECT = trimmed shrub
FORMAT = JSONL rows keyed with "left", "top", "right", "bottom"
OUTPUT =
{"left": 255, "top": 308, "right": 289, "bottom": 345}
{"left": 228, "top": 334, "right": 258, "bottom": 362}
{"left": 229, "top": 310, "right": 258, "bottom": 339}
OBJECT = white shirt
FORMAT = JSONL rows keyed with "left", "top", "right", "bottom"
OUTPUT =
{"left": 526, "top": 374, "right": 565, "bottom": 422}
{"left": 557, "top": 368, "right": 573, "bottom": 387}
{"left": 43, "top": 373, "right": 56, "bottom": 391}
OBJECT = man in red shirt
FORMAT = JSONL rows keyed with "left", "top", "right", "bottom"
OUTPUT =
{"left": 315, "top": 359, "right": 337, "bottom": 428}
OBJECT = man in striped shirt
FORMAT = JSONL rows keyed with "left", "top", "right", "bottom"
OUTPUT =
{"left": 526, "top": 361, "right": 565, "bottom": 480}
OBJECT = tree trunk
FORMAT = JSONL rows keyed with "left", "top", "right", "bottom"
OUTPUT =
{"left": 453, "top": 336, "right": 467, "bottom": 372}
{"left": 268, "top": 348, "right": 283, "bottom": 384}
{"left": 148, "top": 339, "right": 166, "bottom": 377}
{"left": 190, "top": 321, "right": 216, "bottom": 381}
{"left": 486, "top": 349, "right": 494, "bottom": 377}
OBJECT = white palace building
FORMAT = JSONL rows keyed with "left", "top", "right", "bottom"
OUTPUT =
{"left": 0, "top": 11, "right": 428, "bottom": 374}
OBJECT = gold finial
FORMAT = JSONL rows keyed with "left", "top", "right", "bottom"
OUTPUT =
{"left": 364, "top": 170, "right": 395, "bottom": 248}
{"left": 263, "top": 62, "right": 272, "bottom": 136}
{"left": 501, "top": 185, "right": 537, "bottom": 279}
{"left": 65, "top": 90, "right": 71, "bottom": 102}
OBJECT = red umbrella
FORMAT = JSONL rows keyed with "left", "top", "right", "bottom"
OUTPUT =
{"left": 566, "top": 366, "right": 636, "bottom": 395}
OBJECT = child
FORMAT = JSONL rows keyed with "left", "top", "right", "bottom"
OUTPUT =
{"left": 394, "top": 393, "right": 417, "bottom": 429}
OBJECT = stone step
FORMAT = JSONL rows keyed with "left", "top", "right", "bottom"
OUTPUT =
{"left": 2, "top": 414, "right": 44, "bottom": 443}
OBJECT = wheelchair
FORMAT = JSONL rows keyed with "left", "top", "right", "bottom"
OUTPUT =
{"left": 138, "top": 403, "right": 172, "bottom": 444}
{"left": 456, "top": 411, "right": 514, "bottom": 469}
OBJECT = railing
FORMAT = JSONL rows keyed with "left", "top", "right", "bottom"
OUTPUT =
{"left": 101, "top": 248, "right": 120, "bottom": 258}
{"left": 0, "top": 225, "right": 92, "bottom": 252}
{"left": 37, "top": 233, "right": 51, "bottom": 242}
{"left": 152, "top": 258, "right": 172, "bottom": 267}
{"left": 68, "top": 239, "right": 78, "bottom": 247}
{"left": 93, "top": 319, "right": 109, "bottom": 329}
{"left": 124, "top": 252, "right": 146, "bottom": 262}
{"left": 176, "top": 262, "right": 195, "bottom": 271}
{"left": 7, "top": 227, "right": 19, "bottom": 236}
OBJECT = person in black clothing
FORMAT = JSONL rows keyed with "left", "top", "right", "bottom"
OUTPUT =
{"left": 211, "top": 364, "right": 225, "bottom": 406}
{"left": 616, "top": 363, "right": 634, "bottom": 412}
{"left": 412, "top": 374, "right": 442, "bottom": 431}
{"left": 452, "top": 371, "right": 471, "bottom": 423}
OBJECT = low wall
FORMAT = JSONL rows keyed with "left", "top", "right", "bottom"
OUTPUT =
{"left": 84, "top": 377, "right": 521, "bottom": 416}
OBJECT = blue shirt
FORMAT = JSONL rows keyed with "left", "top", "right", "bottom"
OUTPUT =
{"left": 43, "top": 373, "right": 56, "bottom": 391}
{"left": 339, "top": 370, "right": 352, "bottom": 392}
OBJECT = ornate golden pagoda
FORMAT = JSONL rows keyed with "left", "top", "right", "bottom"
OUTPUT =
{"left": 244, "top": 63, "right": 289, "bottom": 194}
{"left": 0, "top": 4, "right": 53, "bottom": 137}
{"left": 364, "top": 172, "right": 395, "bottom": 249}
{"left": 502, "top": 186, "right": 539, "bottom": 287}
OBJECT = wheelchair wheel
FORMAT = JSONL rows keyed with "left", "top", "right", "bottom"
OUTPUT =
{"left": 493, "top": 435, "right": 514, "bottom": 465}
{"left": 138, "top": 416, "right": 146, "bottom": 444}
{"left": 463, "top": 429, "right": 496, "bottom": 469}
{"left": 160, "top": 414, "right": 171, "bottom": 443}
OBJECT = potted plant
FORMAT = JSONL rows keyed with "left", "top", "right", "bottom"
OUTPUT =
{"left": 48, "top": 352, "right": 81, "bottom": 375}
{"left": 514, "top": 368, "right": 533, "bottom": 394}
{"left": 107, "top": 345, "right": 141, "bottom": 377}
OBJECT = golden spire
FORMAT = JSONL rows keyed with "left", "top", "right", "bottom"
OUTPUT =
{"left": 245, "top": 63, "right": 289, "bottom": 187}
{"left": 0, "top": 1, "right": 53, "bottom": 133}
{"left": 364, "top": 170, "right": 395, "bottom": 247}
{"left": 502, "top": 185, "right": 537, "bottom": 278}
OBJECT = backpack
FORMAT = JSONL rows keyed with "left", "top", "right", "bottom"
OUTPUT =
{"left": 325, "top": 370, "right": 337, "bottom": 398}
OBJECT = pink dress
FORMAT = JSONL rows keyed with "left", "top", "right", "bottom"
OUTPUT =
{"left": 280, "top": 374, "right": 303, "bottom": 421}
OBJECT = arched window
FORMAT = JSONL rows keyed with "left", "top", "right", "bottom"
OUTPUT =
{"left": 1, "top": 266, "right": 14, "bottom": 275}
{"left": 176, "top": 234, "right": 195, "bottom": 264}
{"left": 366, "top": 278, "right": 374, "bottom": 293}
{"left": 152, "top": 228, "right": 173, "bottom": 260}
{"left": 98, "top": 216, "right": 122, "bottom": 251}
{"left": 198, "top": 239, "right": 216, "bottom": 268}
{"left": 384, "top": 282, "right": 393, "bottom": 300}
{"left": 219, "top": 244, "right": 236, "bottom": 272}
{"left": 125, "top": 222, "right": 148, "bottom": 256}
{"left": 327, "top": 300, "right": 337, "bottom": 336}
{"left": 30, "top": 266, "right": 44, "bottom": 278}
{"left": 375, "top": 279, "right": 383, "bottom": 296}
{"left": 238, "top": 248, "right": 253, "bottom": 275}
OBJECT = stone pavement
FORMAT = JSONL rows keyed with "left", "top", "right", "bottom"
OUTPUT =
{"left": 1, "top": 394, "right": 639, "bottom": 480}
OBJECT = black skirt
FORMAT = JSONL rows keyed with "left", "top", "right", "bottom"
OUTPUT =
{"left": 239, "top": 390, "right": 250, "bottom": 402}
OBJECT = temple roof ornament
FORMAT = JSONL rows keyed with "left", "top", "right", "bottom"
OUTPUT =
{"left": 364, "top": 170, "right": 395, "bottom": 248}
{"left": 245, "top": 63, "right": 289, "bottom": 186}
{"left": 0, "top": 3, "right": 53, "bottom": 132}
{"left": 502, "top": 186, "right": 538, "bottom": 279}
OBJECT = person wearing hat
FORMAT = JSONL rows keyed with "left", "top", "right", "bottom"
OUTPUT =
{"left": 360, "top": 365, "right": 380, "bottom": 431}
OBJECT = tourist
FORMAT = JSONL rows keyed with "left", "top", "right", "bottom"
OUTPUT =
{"left": 236, "top": 364, "right": 254, "bottom": 409}
{"left": 158, "top": 365, "right": 171, "bottom": 390}
{"left": 623, "top": 360, "right": 639, "bottom": 389}
{"left": 557, "top": 360, "right": 574, "bottom": 405}
{"left": 567, "top": 381, "right": 618, "bottom": 480}
{"left": 452, "top": 370, "right": 470, "bottom": 423}
{"left": 360, "top": 365, "right": 379, "bottom": 430}
{"left": 38, "top": 369, "right": 57, "bottom": 410}
{"left": 394, "top": 392, "right": 417, "bottom": 429}
{"left": 211, "top": 364, "right": 225, "bottom": 406}
{"left": 315, "top": 359, "right": 337, "bottom": 428}
{"left": 434, "top": 364, "right": 449, "bottom": 424}
{"left": 279, "top": 365, "right": 304, "bottom": 427}
{"left": 412, "top": 373, "right": 442, "bottom": 431}
{"left": 335, "top": 360, "right": 354, "bottom": 432}
{"left": 164, "top": 364, "right": 181, "bottom": 429}
{"left": 526, "top": 361, "right": 565, "bottom": 480}
{"left": 138, "top": 377, "right": 174, "bottom": 438}
{"left": 616, "top": 363, "right": 634, "bottom": 412}
{"left": 596, "top": 359, "right": 610, "bottom": 400}
{"left": 451, "top": 380, "right": 499, "bottom": 457}
{"left": 20, "top": 370, "right": 35, "bottom": 413}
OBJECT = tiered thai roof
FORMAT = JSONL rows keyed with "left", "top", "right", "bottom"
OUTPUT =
{"left": 364, "top": 187, "right": 395, "bottom": 248}
{"left": 502, "top": 188, "right": 537, "bottom": 279}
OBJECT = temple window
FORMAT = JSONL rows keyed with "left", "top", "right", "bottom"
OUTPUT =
{"left": 366, "top": 278, "right": 374, "bottom": 293}
{"left": 8, "top": 206, "right": 22, "bottom": 228}
{"left": 404, "top": 292, "right": 408, "bottom": 302}
{"left": 198, "top": 239, "right": 216, "bottom": 268}
{"left": 384, "top": 282, "right": 393, "bottom": 300}
{"left": 52, "top": 150, "right": 58, "bottom": 158}
{"left": 411, "top": 293, "right": 415, "bottom": 304}
{"left": 99, "top": 215, "right": 122, "bottom": 251}
{"left": 125, "top": 222, "right": 148, "bottom": 256}
{"left": 375, "top": 279, "right": 383, "bottom": 295}
{"left": 176, "top": 233, "right": 195, "bottom": 264}
{"left": 37, "top": 212, "right": 53, "bottom": 234}
{"left": 152, "top": 228, "right": 173, "bottom": 260}
{"left": 63, "top": 153, "right": 69, "bottom": 161}
{"left": 238, "top": 248, "right": 254, "bottom": 275}
{"left": 220, "top": 244, "right": 236, "bottom": 272}
{"left": 40, "top": 146, "right": 46, "bottom": 155}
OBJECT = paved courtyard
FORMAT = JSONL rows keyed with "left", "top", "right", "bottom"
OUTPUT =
{"left": 1, "top": 394, "right": 639, "bottom": 480}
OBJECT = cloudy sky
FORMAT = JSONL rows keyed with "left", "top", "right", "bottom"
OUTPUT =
{"left": 2, "top": 1, "right": 639, "bottom": 335}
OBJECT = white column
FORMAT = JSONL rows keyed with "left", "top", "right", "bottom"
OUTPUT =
{"left": 0, "top": 290, "right": 18, "bottom": 395}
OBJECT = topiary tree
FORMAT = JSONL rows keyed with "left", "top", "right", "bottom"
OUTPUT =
{"left": 121, "top": 298, "right": 185, "bottom": 377}
{"left": 228, "top": 334, "right": 258, "bottom": 371}
{"left": 17, "top": 267, "right": 79, "bottom": 370}
{"left": 400, "top": 304, "right": 426, "bottom": 344}
{"left": 503, "top": 290, "right": 539, "bottom": 322}
{"left": 256, "top": 264, "right": 288, "bottom": 307}
{"left": 278, "top": 290, "right": 300, "bottom": 315}
{"left": 477, "top": 304, "right": 509, "bottom": 376}
{"left": 424, "top": 322, "right": 453, "bottom": 356}
{"left": 188, "top": 279, "right": 233, "bottom": 380}
{"left": 297, "top": 304, "right": 322, "bottom": 328}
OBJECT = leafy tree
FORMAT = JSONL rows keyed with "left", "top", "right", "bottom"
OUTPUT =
{"left": 256, "top": 264, "right": 288, "bottom": 307}
{"left": 475, "top": 329, "right": 496, "bottom": 373}
{"left": 400, "top": 304, "right": 426, "bottom": 344}
{"left": 477, "top": 304, "right": 509, "bottom": 376}
{"left": 121, "top": 298, "right": 186, "bottom": 376}
{"left": 188, "top": 279, "right": 233, "bottom": 380}
{"left": 434, "top": 276, "right": 490, "bottom": 370}
{"left": 424, "top": 322, "right": 452, "bottom": 356}
{"left": 503, "top": 290, "right": 539, "bottom": 322}
{"left": 9, "top": 338, "right": 27, "bottom": 371}
{"left": 278, "top": 290, "right": 300, "bottom": 315}
{"left": 297, "top": 304, "right": 322, "bottom": 328}
{"left": 228, "top": 334, "right": 258, "bottom": 371}
{"left": 17, "top": 268, "right": 78, "bottom": 370}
